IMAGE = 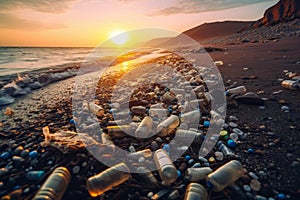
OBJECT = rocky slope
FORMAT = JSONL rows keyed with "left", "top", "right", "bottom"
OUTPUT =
{"left": 253, "top": 0, "right": 300, "bottom": 27}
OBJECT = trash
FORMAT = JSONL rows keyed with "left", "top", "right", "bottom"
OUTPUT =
{"left": 154, "top": 149, "right": 178, "bottom": 184}
{"left": 180, "top": 110, "right": 201, "bottom": 124}
{"left": 214, "top": 61, "right": 224, "bottom": 66}
{"left": 281, "top": 80, "right": 300, "bottom": 90}
{"left": 206, "top": 160, "right": 245, "bottom": 192}
{"left": 135, "top": 116, "right": 153, "bottom": 139}
{"left": 131, "top": 105, "right": 146, "bottom": 114}
{"left": 156, "top": 115, "right": 180, "bottom": 137}
{"left": 136, "top": 166, "right": 159, "bottom": 187}
{"left": 226, "top": 86, "right": 246, "bottom": 95}
{"left": 184, "top": 183, "right": 208, "bottom": 200}
{"left": 86, "top": 162, "right": 131, "bottom": 197}
{"left": 88, "top": 102, "right": 104, "bottom": 117}
{"left": 185, "top": 167, "right": 213, "bottom": 182}
{"left": 174, "top": 129, "right": 202, "bottom": 144}
{"left": 42, "top": 126, "right": 99, "bottom": 153}
{"left": 32, "top": 167, "right": 71, "bottom": 200}
{"left": 217, "top": 141, "right": 236, "bottom": 157}
{"left": 151, "top": 188, "right": 171, "bottom": 200}
{"left": 127, "top": 149, "right": 152, "bottom": 161}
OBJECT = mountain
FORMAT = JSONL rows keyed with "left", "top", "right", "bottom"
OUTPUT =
{"left": 145, "top": 21, "right": 252, "bottom": 47}
{"left": 252, "top": 0, "right": 300, "bottom": 27}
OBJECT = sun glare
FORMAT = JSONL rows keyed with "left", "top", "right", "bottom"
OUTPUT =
{"left": 109, "top": 30, "right": 129, "bottom": 45}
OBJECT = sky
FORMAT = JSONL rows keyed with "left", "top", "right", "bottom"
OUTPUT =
{"left": 0, "top": 0, "right": 278, "bottom": 47}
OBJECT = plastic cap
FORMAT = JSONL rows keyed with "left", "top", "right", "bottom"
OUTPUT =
{"left": 203, "top": 121, "right": 210, "bottom": 128}
{"left": 220, "top": 130, "right": 228, "bottom": 137}
{"left": 227, "top": 139, "right": 236, "bottom": 148}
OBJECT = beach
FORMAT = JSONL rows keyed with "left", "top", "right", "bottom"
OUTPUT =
{"left": 0, "top": 33, "right": 299, "bottom": 199}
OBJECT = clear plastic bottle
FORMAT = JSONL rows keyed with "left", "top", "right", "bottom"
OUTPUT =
{"left": 136, "top": 166, "right": 158, "bottom": 186}
{"left": 227, "top": 86, "right": 246, "bottom": 95}
{"left": 180, "top": 110, "right": 201, "bottom": 124}
{"left": 101, "top": 133, "right": 114, "bottom": 145}
{"left": 206, "top": 160, "right": 245, "bottom": 192}
{"left": 154, "top": 149, "right": 178, "bottom": 184}
{"left": 156, "top": 115, "right": 180, "bottom": 136}
{"left": 185, "top": 167, "right": 212, "bottom": 182}
{"left": 149, "top": 108, "right": 168, "bottom": 119}
{"left": 184, "top": 183, "right": 208, "bottom": 200}
{"left": 107, "top": 125, "right": 131, "bottom": 138}
{"left": 135, "top": 116, "right": 153, "bottom": 139}
{"left": 33, "top": 167, "right": 71, "bottom": 200}
{"left": 174, "top": 129, "right": 202, "bottom": 144}
{"left": 86, "top": 162, "right": 131, "bottom": 197}
{"left": 127, "top": 149, "right": 152, "bottom": 161}
{"left": 281, "top": 80, "right": 300, "bottom": 90}
{"left": 217, "top": 141, "right": 236, "bottom": 157}
{"left": 88, "top": 102, "right": 104, "bottom": 117}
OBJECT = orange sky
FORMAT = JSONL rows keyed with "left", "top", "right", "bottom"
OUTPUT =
{"left": 0, "top": 0, "right": 278, "bottom": 47}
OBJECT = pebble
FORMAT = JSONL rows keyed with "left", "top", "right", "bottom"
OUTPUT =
{"left": 250, "top": 179, "right": 262, "bottom": 191}
{"left": 228, "top": 122, "right": 238, "bottom": 128}
{"left": 198, "top": 156, "right": 208, "bottom": 163}
{"left": 82, "top": 162, "right": 88, "bottom": 167}
{"left": 277, "top": 193, "right": 286, "bottom": 199}
{"left": 214, "top": 151, "right": 224, "bottom": 161}
{"left": 258, "top": 170, "right": 267, "bottom": 177}
{"left": 281, "top": 106, "right": 289, "bottom": 112}
{"left": 254, "top": 195, "right": 267, "bottom": 200}
{"left": 191, "top": 163, "right": 201, "bottom": 168}
{"left": 72, "top": 166, "right": 80, "bottom": 174}
{"left": 29, "top": 150, "right": 38, "bottom": 158}
{"left": 243, "top": 185, "right": 252, "bottom": 192}
{"left": 249, "top": 172, "right": 259, "bottom": 179}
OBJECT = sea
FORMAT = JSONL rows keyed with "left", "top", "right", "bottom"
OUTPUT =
{"left": 0, "top": 47, "right": 121, "bottom": 77}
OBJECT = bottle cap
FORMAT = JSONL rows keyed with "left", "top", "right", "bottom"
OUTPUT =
{"left": 220, "top": 130, "right": 228, "bottom": 137}
{"left": 227, "top": 139, "right": 236, "bottom": 148}
{"left": 203, "top": 121, "right": 210, "bottom": 128}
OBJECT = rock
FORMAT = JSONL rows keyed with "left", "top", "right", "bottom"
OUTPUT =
{"left": 28, "top": 81, "right": 43, "bottom": 90}
{"left": 252, "top": 0, "right": 300, "bottom": 27}
{"left": 235, "top": 92, "right": 264, "bottom": 105}
{"left": 0, "top": 91, "right": 15, "bottom": 106}
{"left": 38, "top": 73, "right": 52, "bottom": 86}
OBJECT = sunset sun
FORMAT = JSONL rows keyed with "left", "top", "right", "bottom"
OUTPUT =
{"left": 109, "top": 30, "right": 129, "bottom": 45}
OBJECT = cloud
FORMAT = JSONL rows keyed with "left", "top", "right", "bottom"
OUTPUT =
{"left": 152, "top": 0, "right": 274, "bottom": 15}
{"left": 0, "top": 13, "right": 66, "bottom": 30}
{"left": 0, "top": 0, "right": 77, "bottom": 13}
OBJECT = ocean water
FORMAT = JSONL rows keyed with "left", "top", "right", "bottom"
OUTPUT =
{"left": 0, "top": 47, "right": 121, "bottom": 77}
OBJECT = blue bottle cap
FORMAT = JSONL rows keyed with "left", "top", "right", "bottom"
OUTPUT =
{"left": 29, "top": 151, "right": 38, "bottom": 158}
{"left": 247, "top": 148, "right": 254, "bottom": 153}
{"left": 227, "top": 139, "right": 236, "bottom": 148}
{"left": 69, "top": 119, "right": 76, "bottom": 125}
{"left": 185, "top": 155, "right": 191, "bottom": 161}
{"left": 203, "top": 121, "right": 210, "bottom": 128}
{"left": 162, "top": 144, "right": 170, "bottom": 152}
{"left": 177, "top": 170, "right": 181, "bottom": 178}
{"left": 277, "top": 193, "right": 286, "bottom": 200}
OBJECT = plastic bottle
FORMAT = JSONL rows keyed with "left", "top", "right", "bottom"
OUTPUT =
{"left": 281, "top": 80, "right": 300, "bottom": 90}
{"left": 156, "top": 115, "right": 180, "bottom": 136}
{"left": 174, "top": 129, "right": 202, "bottom": 144}
{"left": 149, "top": 108, "right": 168, "bottom": 119}
{"left": 136, "top": 166, "right": 159, "bottom": 186}
{"left": 185, "top": 167, "right": 212, "bottom": 182}
{"left": 217, "top": 141, "right": 236, "bottom": 157}
{"left": 180, "top": 110, "right": 201, "bottom": 124}
{"left": 131, "top": 106, "right": 146, "bottom": 114}
{"left": 206, "top": 160, "right": 245, "bottom": 192}
{"left": 107, "top": 125, "right": 131, "bottom": 138}
{"left": 26, "top": 171, "right": 45, "bottom": 181}
{"left": 88, "top": 102, "right": 104, "bottom": 117}
{"left": 135, "top": 116, "right": 153, "bottom": 139}
{"left": 86, "top": 162, "right": 131, "bottom": 197}
{"left": 184, "top": 183, "right": 208, "bottom": 200}
{"left": 227, "top": 86, "right": 246, "bottom": 95}
{"left": 32, "top": 167, "right": 71, "bottom": 200}
{"left": 127, "top": 149, "right": 152, "bottom": 161}
{"left": 101, "top": 133, "right": 114, "bottom": 145}
{"left": 154, "top": 149, "right": 178, "bottom": 184}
